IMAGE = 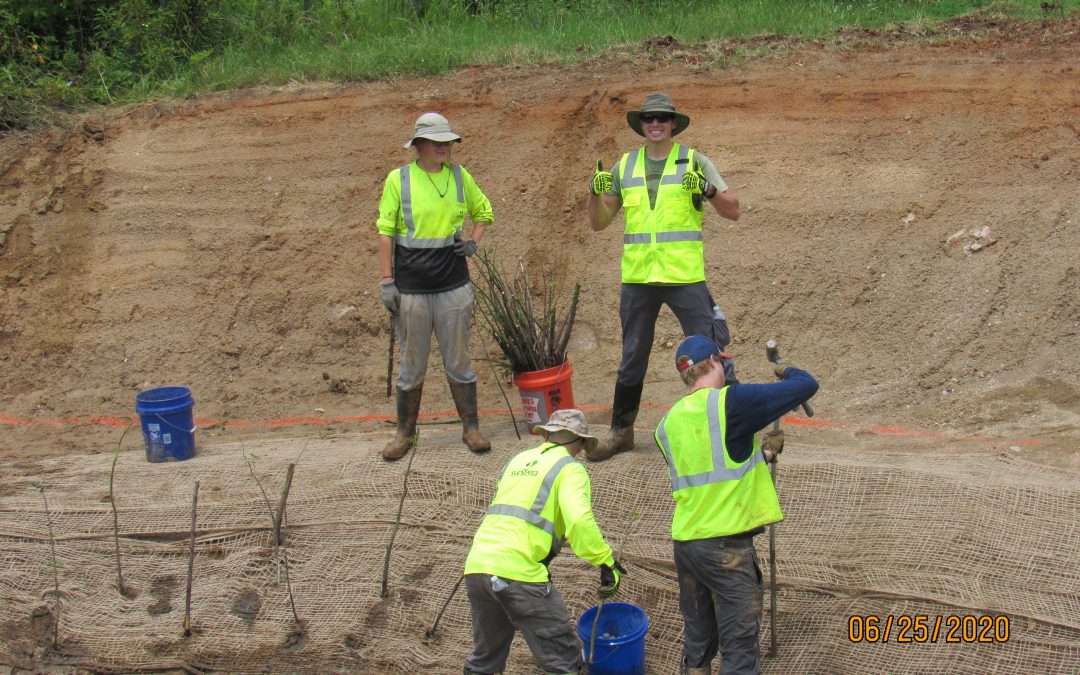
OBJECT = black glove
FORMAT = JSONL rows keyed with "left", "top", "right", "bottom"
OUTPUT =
{"left": 591, "top": 160, "right": 613, "bottom": 196}
{"left": 380, "top": 280, "right": 400, "bottom": 313}
{"left": 761, "top": 429, "right": 784, "bottom": 462}
{"left": 453, "top": 238, "right": 478, "bottom": 257}
{"left": 599, "top": 560, "right": 626, "bottom": 598}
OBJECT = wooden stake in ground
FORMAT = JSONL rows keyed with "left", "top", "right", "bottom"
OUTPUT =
{"left": 108, "top": 423, "right": 134, "bottom": 597}
{"left": 588, "top": 511, "right": 639, "bottom": 666}
{"left": 183, "top": 481, "right": 199, "bottom": 637}
{"left": 30, "top": 480, "right": 61, "bottom": 649}
{"left": 381, "top": 434, "right": 418, "bottom": 598}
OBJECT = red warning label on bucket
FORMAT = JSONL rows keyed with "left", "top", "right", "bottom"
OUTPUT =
{"left": 519, "top": 391, "right": 546, "bottom": 426}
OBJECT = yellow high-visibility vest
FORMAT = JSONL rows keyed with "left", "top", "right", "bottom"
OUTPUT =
{"left": 655, "top": 387, "right": 783, "bottom": 540}
{"left": 465, "top": 442, "right": 612, "bottom": 582}
{"left": 616, "top": 143, "right": 705, "bottom": 284}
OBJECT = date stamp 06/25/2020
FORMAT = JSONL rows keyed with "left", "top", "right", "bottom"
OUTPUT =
{"left": 848, "top": 614, "right": 1010, "bottom": 644}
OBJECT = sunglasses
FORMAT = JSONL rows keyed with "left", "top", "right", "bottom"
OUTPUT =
{"left": 640, "top": 113, "right": 673, "bottom": 124}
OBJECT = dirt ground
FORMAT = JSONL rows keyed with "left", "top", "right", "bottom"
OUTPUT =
{"left": 2, "top": 16, "right": 1079, "bottom": 471}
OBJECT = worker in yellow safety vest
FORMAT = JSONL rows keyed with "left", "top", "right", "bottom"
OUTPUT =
{"left": 655, "top": 335, "right": 817, "bottom": 674}
{"left": 377, "top": 112, "right": 494, "bottom": 461}
{"left": 463, "top": 409, "right": 626, "bottom": 675}
{"left": 587, "top": 92, "right": 742, "bottom": 462}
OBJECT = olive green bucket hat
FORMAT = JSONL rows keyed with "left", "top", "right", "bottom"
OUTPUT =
{"left": 626, "top": 92, "right": 691, "bottom": 137}
{"left": 403, "top": 112, "right": 462, "bottom": 149}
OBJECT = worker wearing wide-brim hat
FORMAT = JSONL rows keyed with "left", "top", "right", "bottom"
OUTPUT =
{"left": 376, "top": 112, "right": 494, "bottom": 461}
{"left": 462, "top": 408, "right": 626, "bottom": 674}
{"left": 586, "top": 91, "right": 742, "bottom": 463}
{"left": 656, "top": 335, "right": 817, "bottom": 673}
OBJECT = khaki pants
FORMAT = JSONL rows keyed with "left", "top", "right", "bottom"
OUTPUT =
{"left": 396, "top": 283, "right": 476, "bottom": 390}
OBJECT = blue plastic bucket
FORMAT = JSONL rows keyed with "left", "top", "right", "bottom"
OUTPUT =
{"left": 578, "top": 602, "right": 649, "bottom": 675}
{"left": 135, "top": 386, "right": 196, "bottom": 463}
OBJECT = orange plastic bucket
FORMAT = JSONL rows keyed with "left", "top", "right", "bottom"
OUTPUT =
{"left": 513, "top": 359, "right": 575, "bottom": 432}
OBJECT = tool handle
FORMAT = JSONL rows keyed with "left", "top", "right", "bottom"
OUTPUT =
{"left": 765, "top": 339, "right": 814, "bottom": 417}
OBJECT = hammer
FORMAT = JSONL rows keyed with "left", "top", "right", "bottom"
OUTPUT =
{"left": 765, "top": 339, "right": 813, "bottom": 418}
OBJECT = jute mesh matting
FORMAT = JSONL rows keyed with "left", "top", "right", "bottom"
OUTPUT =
{"left": 1, "top": 425, "right": 1078, "bottom": 673}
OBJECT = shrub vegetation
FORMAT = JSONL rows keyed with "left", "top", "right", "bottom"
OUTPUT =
{"left": 1, "top": 0, "right": 1076, "bottom": 129}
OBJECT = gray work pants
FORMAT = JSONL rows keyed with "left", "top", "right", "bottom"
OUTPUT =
{"left": 463, "top": 573, "right": 582, "bottom": 675}
{"left": 396, "top": 283, "right": 477, "bottom": 391}
{"left": 674, "top": 536, "right": 764, "bottom": 675}
{"left": 617, "top": 281, "right": 733, "bottom": 386}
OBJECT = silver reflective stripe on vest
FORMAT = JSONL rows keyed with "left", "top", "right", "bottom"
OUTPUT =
{"left": 659, "top": 145, "right": 691, "bottom": 185}
{"left": 621, "top": 149, "right": 645, "bottom": 188}
{"left": 396, "top": 163, "right": 464, "bottom": 249}
{"left": 624, "top": 233, "right": 651, "bottom": 244}
{"left": 655, "top": 231, "right": 703, "bottom": 243}
{"left": 656, "top": 389, "right": 763, "bottom": 491}
{"left": 485, "top": 455, "right": 576, "bottom": 536}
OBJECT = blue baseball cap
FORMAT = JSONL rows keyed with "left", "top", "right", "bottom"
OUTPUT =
{"left": 675, "top": 335, "right": 732, "bottom": 372}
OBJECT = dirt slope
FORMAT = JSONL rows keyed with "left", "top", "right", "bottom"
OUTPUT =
{"left": 1, "top": 18, "right": 1079, "bottom": 464}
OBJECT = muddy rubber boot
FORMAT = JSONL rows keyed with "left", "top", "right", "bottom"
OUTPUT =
{"left": 382, "top": 386, "right": 422, "bottom": 461}
{"left": 449, "top": 380, "right": 491, "bottom": 453}
{"left": 586, "top": 381, "right": 643, "bottom": 462}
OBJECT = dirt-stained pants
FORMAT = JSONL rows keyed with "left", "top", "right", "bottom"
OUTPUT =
{"left": 396, "top": 283, "right": 476, "bottom": 391}
{"left": 674, "top": 535, "right": 764, "bottom": 675}
{"left": 617, "top": 281, "right": 734, "bottom": 386}
{"left": 463, "top": 574, "right": 582, "bottom": 675}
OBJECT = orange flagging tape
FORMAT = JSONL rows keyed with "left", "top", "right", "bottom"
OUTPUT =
{"left": 0, "top": 406, "right": 1042, "bottom": 446}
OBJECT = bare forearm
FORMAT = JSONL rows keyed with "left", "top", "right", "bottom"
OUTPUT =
{"left": 378, "top": 235, "right": 394, "bottom": 280}
{"left": 588, "top": 194, "right": 620, "bottom": 231}
{"left": 709, "top": 189, "right": 740, "bottom": 221}
{"left": 468, "top": 221, "right": 489, "bottom": 246}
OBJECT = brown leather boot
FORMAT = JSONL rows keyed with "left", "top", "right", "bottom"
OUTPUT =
{"left": 585, "top": 381, "right": 643, "bottom": 462}
{"left": 449, "top": 380, "right": 491, "bottom": 453}
{"left": 383, "top": 386, "right": 422, "bottom": 461}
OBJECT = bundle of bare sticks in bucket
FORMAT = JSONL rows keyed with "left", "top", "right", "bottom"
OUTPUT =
{"left": 472, "top": 251, "right": 579, "bottom": 376}
{"left": 472, "top": 252, "right": 581, "bottom": 428}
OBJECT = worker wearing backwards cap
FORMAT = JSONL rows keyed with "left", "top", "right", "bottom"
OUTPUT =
{"left": 462, "top": 408, "right": 625, "bottom": 675}
{"left": 655, "top": 335, "right": 817, "bottom": 674}
{"left": 587, "top": 91, "right": 742, "bottom": 462}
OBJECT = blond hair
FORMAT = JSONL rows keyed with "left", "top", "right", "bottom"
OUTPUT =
{"left": 678, "top": 356, "right": 714, "bottom": 387}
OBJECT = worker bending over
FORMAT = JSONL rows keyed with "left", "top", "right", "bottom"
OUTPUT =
{"left": 463, "top": 409, "right": 625, "bottom": 674}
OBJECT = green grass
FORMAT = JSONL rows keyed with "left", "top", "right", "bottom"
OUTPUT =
{"left": 3, "top": 0, "right": 1078, "bottom": 129}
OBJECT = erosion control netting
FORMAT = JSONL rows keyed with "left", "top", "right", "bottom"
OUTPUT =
{"left": 1, "top": 426, "right": 1078, "bottom": 674}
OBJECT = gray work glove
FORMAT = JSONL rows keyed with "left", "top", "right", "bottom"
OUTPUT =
{"left": 380, "top": 280, "right": 400, "bottom": 313}
{"left": 591, "top": 160, "right": 613, "bottom": 196}
{"left": 761, "top": 429, "right": 785, "bottom": 462}
{"left": 599, "top": 560, "right": 626, "bottom": 598}
{"left": 453, "top": 238, "right": 478, "bottom": 257}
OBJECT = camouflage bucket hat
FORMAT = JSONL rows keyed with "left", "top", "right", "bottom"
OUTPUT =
{"left": 532, "top": 408, "right": 599, "bottom": 453}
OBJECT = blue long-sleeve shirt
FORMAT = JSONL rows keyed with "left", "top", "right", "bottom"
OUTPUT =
{"left": 719, "top": 368, "right": 819, "bottom": 462}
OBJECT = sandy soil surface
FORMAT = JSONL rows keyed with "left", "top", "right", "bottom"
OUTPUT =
{"left": 2, "top": 16, "right": 1079, "bottom": 470}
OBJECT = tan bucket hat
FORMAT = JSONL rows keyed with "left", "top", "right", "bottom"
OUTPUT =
{"left": 626, "top": 92, "right": 691, "bottom": 137}
{"left": 532, "top": 408, "right": 599, "bottom": 453}
{"left": 403, "top": 112, "right": 462, "bottom": 148}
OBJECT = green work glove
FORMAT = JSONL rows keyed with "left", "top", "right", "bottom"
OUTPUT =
{"left": 761, "top": 429, "right": 785, "bottom": 461}
{"left": 682, "top": 169, "right": 707, "bottom": 195}
{"left": 591, "top": 160, "right": 613, "bottom": 196}
{"left": 599, "top": 560, "right": 626, "bottom": 598}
